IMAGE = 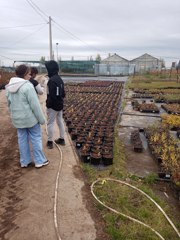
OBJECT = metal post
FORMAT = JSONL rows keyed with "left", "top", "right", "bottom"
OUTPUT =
{"left": 49, "top": 16, "right": 53, "bottom": 60}
{"left": 56, "top": 43, "right": 59, "bottom": 62}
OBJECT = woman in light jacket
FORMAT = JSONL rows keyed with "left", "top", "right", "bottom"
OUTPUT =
{"left": 5, "top": 64, "right": 49, "bottom": 168}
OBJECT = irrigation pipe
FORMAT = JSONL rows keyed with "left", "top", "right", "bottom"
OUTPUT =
{"left": 121, "top": 112, "right": 161, "bottom": 118}
{"left": 44, "top": 118, "right": 63, "bottom": 240}
{"left": 52, "top": 142, "right": 63, "bottom": 240}
{"left": 44, "top": 121, "right": 63, "bottom": 240}
{"left": 91, "top": 178, "right": 180, "bottom": 240}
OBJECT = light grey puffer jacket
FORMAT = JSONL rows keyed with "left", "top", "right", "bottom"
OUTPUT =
{"left": 6, "top": 77, "right": 45, "bottom": 128}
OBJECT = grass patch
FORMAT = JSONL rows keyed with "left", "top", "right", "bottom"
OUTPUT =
{"left": 143, "top": 173, "right": 158, "bottom": 184}
{"left": 130, "top": 81, "right": 180, "bottom": 90}
{"left": 129, "top": 73, "right": 180, "bottom": 90}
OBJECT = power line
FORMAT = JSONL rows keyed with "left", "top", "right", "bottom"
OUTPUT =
{"left": 26, "top": 0, "right": 105, "bottom": 55}
{"left": 27, "top": 0, "right": 49, "bottom": 18}
{"left": 0, "top": 54, "right": 14, "bottom": 61}
{"left": 0, "top": 23, "right": 46, "bottom": 30}
{"left": 13, "top": 24, "right": 47, "bottom": 47}
{"left": 26, "top": 0, "right": 48, "bottom": 22}
{"left": 2, "top": 0, "right": 106, "bottom": 63}
{"left": 52, "top": 19, "right": 103, "bottom": 54}
{"left": 0, "top": 24, "right": 47, "bottom": 49}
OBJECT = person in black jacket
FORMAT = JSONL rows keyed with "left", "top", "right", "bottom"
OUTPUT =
{"left": 45, "top": 60, "right": 65, "bottom": 149}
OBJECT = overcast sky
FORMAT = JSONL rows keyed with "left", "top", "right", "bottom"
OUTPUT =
{"left": 0, "top": 0, "right": 180, "bottom": 67}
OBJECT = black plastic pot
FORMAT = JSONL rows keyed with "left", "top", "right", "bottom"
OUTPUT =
{"left": 90, "top": 153, "right": 101, "bottom": 165}
{"left": 102, "top": 154, "right": 113, "bottom": 165}
{"left": 80, "top": 151, "right": 90, "bottom": 163}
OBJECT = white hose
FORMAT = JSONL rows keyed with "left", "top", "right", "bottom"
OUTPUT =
{"left": 52, "top": 143, "right": 63, "bottom": 240}
{"left": 44, "top": 121, "right": 63, "bottom": 240}
{"left": 91, "top": 178, "right": 180, "bottom": 240}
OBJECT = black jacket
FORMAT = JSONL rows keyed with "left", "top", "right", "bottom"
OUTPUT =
{"left": 29, "top": 78, "right": 38, "bottom": 93}
{"left": 45, "top": 61, "right": 65, "bottom": 111}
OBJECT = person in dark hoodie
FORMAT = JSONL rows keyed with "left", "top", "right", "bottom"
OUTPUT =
{"left": 45, "top": 60, "right": 65, "bottom": 149}
{"left": 5, "top": 64, "right": 49, "bottom": 168}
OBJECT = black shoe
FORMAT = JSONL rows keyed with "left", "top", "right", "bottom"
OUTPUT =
{"left": 55, "top": 138, "right": 65, "bottom": 145}
{"left": 47, "top": 141, "right": 53, "bottom": 149}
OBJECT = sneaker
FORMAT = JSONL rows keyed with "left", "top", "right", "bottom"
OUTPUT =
{"left": 55, "top": 138, "right": 65, "bottom": 145}
{"left": 47, "top": 141, "right": 53, "bottom": 149}
{"left": 35, "top": 160, "right": 49, "bottom": 168}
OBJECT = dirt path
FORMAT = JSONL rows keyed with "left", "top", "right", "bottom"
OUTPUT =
{"left": 0, "top": 90, "right": 108, "bottom": 240}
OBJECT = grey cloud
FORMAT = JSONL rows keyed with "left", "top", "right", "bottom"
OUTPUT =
{"left": 0, "top": 0, "right": 180, "bottom": 67}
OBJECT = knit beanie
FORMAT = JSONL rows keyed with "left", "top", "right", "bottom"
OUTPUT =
{"left": 15, "top": 64, "right": 29, "bottom": 78}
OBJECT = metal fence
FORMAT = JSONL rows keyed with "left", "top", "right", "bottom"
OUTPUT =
{"left": 94, "top": 64, "right": 135, "bottom": 76}
{"left": 59, "top": 60, "right": 98, "bottom": 74}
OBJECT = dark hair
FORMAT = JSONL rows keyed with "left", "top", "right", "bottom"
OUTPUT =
{"left": 15, "top": 64, "right": 30, "bottom": 78}
{"left": 30, "top": 67, "right": 38, "bottom": 76}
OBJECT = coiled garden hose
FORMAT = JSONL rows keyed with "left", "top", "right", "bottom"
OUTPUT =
{"left": 91, "top": 178, "right": 180, "bottom": 240}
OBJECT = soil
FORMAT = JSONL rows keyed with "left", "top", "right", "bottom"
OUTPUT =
{"left": 0, "top": 79, "right": 179, "bottom": 240}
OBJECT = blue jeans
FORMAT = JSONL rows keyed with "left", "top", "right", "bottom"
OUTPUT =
{"left": 17, "top": 123, "right": 47, "bottom": 166}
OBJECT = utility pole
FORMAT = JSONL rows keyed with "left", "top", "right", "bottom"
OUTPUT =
{"left": 49, "top": 16, "right": 53, "bottom": 60}
{"left": 56, "top": 42, "right": 59, "bottom": 62}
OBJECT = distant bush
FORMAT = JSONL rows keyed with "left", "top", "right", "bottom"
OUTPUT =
{"left": 0, "top": 70, "right": 15, "bottom": 89}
